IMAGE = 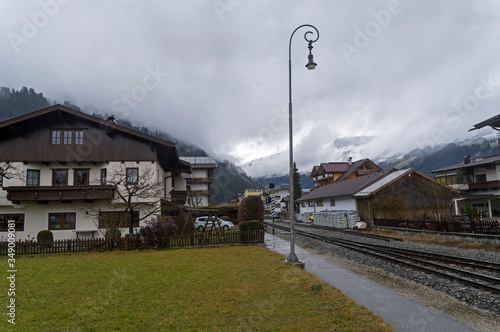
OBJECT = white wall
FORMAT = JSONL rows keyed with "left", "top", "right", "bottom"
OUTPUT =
{"left": 300, "top": 196, "right": 356, "bottom": 214}
{"left": 0, "top": 160, "right": 180, "bottom": 240}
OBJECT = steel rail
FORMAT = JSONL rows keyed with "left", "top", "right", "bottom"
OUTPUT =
{"left": 266, "top": 223, "right": 500, "bottom": 295}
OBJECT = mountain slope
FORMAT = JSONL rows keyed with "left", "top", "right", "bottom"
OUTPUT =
{"left": 249, "top": 137, "right": 500, "bottom": 189}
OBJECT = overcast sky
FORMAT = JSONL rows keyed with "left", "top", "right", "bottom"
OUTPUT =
{"left": 2, "top": 1, "right": 500, "bottom": 177}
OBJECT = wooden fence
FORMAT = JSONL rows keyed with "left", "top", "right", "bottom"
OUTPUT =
{"left": 0, "top": 229, "right": 265, "bottom": 256}
{"left": 373, "top": 219, "right": 500, "bottom": 235}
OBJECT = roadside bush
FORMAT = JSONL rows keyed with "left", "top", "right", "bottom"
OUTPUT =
{"left": 239, "top": 220, "right": 264, "bottom": 243}
{"left": 238, "top": 196, "right": 265, "bottom": 223}
{"left": 37, "top": 230, "right": 53, "bottom": 248}
{"left": 138, "top": 216, "right": 178, "bottom": 248}
{"left": 461, "top": 206, "right": 478, "bottom": 220}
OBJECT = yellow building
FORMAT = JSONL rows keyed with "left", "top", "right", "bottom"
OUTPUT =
{"left": 244, "top": 188, "right": 263, "bottom": 197}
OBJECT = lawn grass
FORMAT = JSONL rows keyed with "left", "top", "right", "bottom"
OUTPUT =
{"left": 1, "top": 246, "right": 393, "bottom": 331}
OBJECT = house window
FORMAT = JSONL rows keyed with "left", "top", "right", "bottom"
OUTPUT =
{"left": 49, "top": 212, "right": 76, "bottom": 230}
{"left": 52, "top": 169, "right": 68, "bottom": 186}
{"left": 27, "top": 169, "right": 40, "bottom": 186}
{"left": 330, "top": 199, "right": 335, "bottom": 206}
{"left": 317, "top": 200, "right": 324, "bottom": 207}
{"left": 126, "top": 167, "right": 139, "bottom": 185}
{"left": 99, "top": 211, "right": 139, "bottom": 228}
{"left": 301, "top": 202, "right": 306, "bottom": 207}
{"left": 0, "top": 214, "right": 24, "bottom": 232}
{"left": 475, "top": 174, "right": 487, "bottom": 183}
{"left": 0, "top": 168, "right": 3, "bottom": 187}
{"left": 100, "top": 168, "right": 107, "bottom": 185}
{"left": 51, "top": 130, "right": 61, "bottom": 145}
{"left": 74, "top": 130, "right": 84, "bottom": 145}
{"left": 63, "top": 130, "right": 72, "bottom": 145}
{"left": 308, "top": 201, "right": 315, "bottom": 207}
{"left": 74, "top": 169, "right": 90, "bottom": 185}
{"left": 50, "top": 129, "right": 84, "bottom": 146}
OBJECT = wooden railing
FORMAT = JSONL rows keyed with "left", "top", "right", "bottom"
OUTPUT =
{"left": 0, "top": 229, "right": 264, "bottom": 256}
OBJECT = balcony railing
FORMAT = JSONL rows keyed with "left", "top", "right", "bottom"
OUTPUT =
{"left": 170, "top": 190, "right": 188, "bottom": 204}
{"left": 6, "top": 185, "right": 114, "bottom": 203}
{"left": 468, "top": 180, "right": 500, "bottom": 191}
{"left": 187, "top": 177, "right": 213, "bottom": 184}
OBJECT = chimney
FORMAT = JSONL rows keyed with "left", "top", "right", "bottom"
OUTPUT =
{"left": 347, "top": 157, "right": 353, "bottom": 165}
{"left": 106, "top": 115, "right": 118, "bottom": 124}
{"left": 464, "top": 156, "right": 471, "bottom": 164}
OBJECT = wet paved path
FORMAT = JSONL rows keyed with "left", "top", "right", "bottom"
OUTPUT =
{"left": 264, "top": 233, "right": 477, "bottom": 332}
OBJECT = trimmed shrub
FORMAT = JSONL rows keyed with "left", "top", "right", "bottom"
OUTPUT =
{"left": 239, "top": 220, "right": 264, "bottom": 243}
{"left": 239, "top": 220, "right": 265, "bottom": 231}
{"left": 238, "top": 196, "right": 265, "bottom": 223}
{"left": 37, "top": 230, "right": 53, "bottom": 248}
{"left": 37, "top": 230, "right": 53, "bottom": 242}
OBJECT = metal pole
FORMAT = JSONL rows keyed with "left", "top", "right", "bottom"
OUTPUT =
{"left": 286, "top": 24, "right": 319, "bottom": 263}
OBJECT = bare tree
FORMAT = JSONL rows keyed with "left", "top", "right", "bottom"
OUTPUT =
{"left": 82, "top": 164, "right": 163, "bottom": 235}
{"left": 187, "top": 195, "right": 206, "bottom": 207}
{"left": 414, "top": 180, "right": 456, "bottom": 221}
{"left": 0, "top": 163, "right": 24, "bottom": 184}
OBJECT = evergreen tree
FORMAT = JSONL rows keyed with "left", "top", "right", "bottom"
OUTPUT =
{"left": 293, "top": 162, "right": 302, "bottom": 201}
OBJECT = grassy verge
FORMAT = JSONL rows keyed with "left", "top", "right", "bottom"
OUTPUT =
{"left": 1, "top": 246, "right": 393, "bottom": 331}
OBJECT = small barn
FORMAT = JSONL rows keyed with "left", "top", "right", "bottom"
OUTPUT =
{"left": 297, "top": 169, "right": 457, "bottom": 223}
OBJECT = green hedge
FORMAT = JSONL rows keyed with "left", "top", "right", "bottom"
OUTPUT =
{"left": 239, "top": 220, "right": 264, "bottom": 231}
{"left": 37, "top": 230, "right": 53, "bottom": 248}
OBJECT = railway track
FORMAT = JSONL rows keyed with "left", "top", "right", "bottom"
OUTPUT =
{"left": 265, "top": 222, "right": 500, "bottom": 296}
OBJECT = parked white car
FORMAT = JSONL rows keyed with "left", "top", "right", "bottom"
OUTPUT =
{"left": 194, "top": 216, "right": 234, "bottom": 231}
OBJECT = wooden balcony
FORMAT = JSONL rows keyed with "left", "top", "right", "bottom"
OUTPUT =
{"left": 170, "top": 190, "right": 188, "bottom": 204}
{"left": 6, "top": 185, "right": 114, "bottom": 203}
{"left": 187, "top": 177, "right": 213, "bottom": 184}
{"left": 468, "top": 180, "right": 500, "bottom": 191}
{"left": 187, "top": 188, "right": 213, "bottom": 196}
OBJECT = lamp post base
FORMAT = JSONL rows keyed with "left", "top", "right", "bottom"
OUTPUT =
{"left": 284, "top": 259, "right": 305, "bottom": 269}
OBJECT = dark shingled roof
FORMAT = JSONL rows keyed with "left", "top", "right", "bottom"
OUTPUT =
{"left": 431, "top": 154, "right": 500, "bottom": 173}
{"left": 297, "top": 169, "right": 394, "bottom": 201}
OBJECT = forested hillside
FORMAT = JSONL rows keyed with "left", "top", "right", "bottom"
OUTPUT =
{"left": 0, "top": 86, "right": 258, "bottom": 204}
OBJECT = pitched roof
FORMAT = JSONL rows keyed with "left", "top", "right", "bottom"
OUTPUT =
{"left": 336, "top": 158, "right": 383, "bottom": 182}
{"left": 320, "top": 162, "right": 351, "bottom": 173}
{"left": 431, "top": 154, "right": 500, "bottom": 173}
{"left": 310, "top": 159, "right": 384, "bottom": 182}
{"left": 0, "top": 104, "right": 191, "bottom": 172}
{"left": 469, "top": 114, "right": 500, "bottom": 131}
{"left": 297, "top": 169, "right": 394, "bottom": 201}
{"left": 180, "top": 156, "right": 217, "bottom": 169}
{"left": 353, "top": 169, "right": 411, "bottom": 197}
